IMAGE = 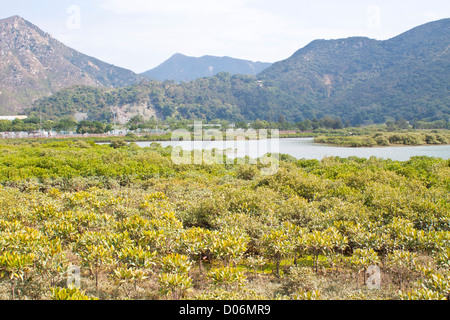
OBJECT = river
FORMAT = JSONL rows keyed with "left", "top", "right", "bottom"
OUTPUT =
{"left": 135, "top": 138, "right": 450, "bottom": 161}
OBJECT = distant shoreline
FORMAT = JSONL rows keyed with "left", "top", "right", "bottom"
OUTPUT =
{"left": 2, "top": 131, "right": 450, "bottom": 149}
{"left": 313, "top": 141, "right": 450, "bottom": 149}
{"left": 314, "top": 132, "right": 450, "bottom": 148}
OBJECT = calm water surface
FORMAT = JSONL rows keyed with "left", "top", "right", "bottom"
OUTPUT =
{"left": 136, "top": 138, "right": 450, "bottom": 161}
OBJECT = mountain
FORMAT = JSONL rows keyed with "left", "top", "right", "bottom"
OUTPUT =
{"left": 0, "top": 16, "right": 143, "bottom": 115}
{"left": 31, "top": 18, "right": 450, "bottom": 125}
{"left": 141, "top": 53, "right": 272, "bottom": 82}
{"left": 258, "top": 18, "right": 450, "bottom": 124}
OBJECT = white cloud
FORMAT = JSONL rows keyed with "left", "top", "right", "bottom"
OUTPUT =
{"left": 97, "top": 0, "right": 297, "bottom": 69}
{"left": 51, "top": 0, "right": 449, "bottom": 72}
{"left": 423, "top": 11, "right": 449, "bottom": 22}
{"left": 101, "top": 0, "right": 247, "bottom": 16}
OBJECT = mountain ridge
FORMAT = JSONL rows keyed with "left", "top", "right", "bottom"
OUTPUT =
{"left": 4, "top": 16, "right": 449, "bottom": 125}
{"left": 141, "top": 53, "right": 272, "bottom": 83}
{"left": 256, "top": 18, "right": 449, "bottom": 124}
{"left": 0, "top": 15, "right": 143, "bottom": 114}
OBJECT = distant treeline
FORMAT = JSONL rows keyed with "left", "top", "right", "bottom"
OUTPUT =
{"left": 315, "top": 131, "right": 450, "bottom": 147}
{"left": 27, "top": 64, "right": 450, "bottom": 127}
{"left": 412, "top": 120, "right": 450, "bottom": 130}
{"left": 1, "top": 113, "right": 449, "bottom": 139}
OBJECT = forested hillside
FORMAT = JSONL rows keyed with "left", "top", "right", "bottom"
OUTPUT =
{"left": 258, "top": 18, "right": 450, "bottom": 124}
{"left": 29, "top": 19, "right": 450, "bottom": 125}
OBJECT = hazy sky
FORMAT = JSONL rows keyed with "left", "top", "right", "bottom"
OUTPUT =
{"left": 2, "top": 0, "right": 449, "bottom": 73}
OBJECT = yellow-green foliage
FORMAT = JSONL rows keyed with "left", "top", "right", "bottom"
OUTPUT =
{"left": 0, "top": 140, "right": 448, "bottom": 300}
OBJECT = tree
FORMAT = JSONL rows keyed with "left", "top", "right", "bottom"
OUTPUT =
{"left": 42, "top": 120, "right": 54, "bottom": 132}
{"left": 386, "top": 120, "right": 397, "bottom": 131}
{"left": 76, "top": 120, "right": 109, "bottom": 134}
{"left": 54, "top": 118, "right": 77, "bottom": 132}
{"left": 127, "top": 115, "right": 146, "bottom": 130}
{"left": 251, "top": 119, "right": 270, "bottom": 130}
{"left": 301, "top": 228, "right": 348, "bottom": 274}
{"left": 297, "top": 119, "right": 313, "bottom": 131}
{"left": 0, "top": 120, "right": 12, "bottom": 132}
{"left": 158, "top": 273, "right": 193, "bottom": 300}
{"left": 116, "top": 245, "right": 156, "bottom": 270}
{"left": 260, "top": 229, "right": 294, "bottom": 277}
{"left": 349, "top": 248, "right": 380, "bottom": 286}
{"left": 78, "top": 244, "right": 114, "bottom": 290}
{"left": 0, "top": 252, "right": 35, "bottom": 300}
{"left": 207, "top": 266, "right": 247, "bottom": 290}
{"left": 386, "top": 250, "right": 418, "bottom": 290}
{"left": 320, "top": 117, "right": 344, "bottom": 129}
{"left": 158, "top": 254, "right": 193, "bottom": 300}
{"left": 395, "top": 118, "right": 410, "bottom": 130}
{"left": 110, "top": 139, "right": 128, "bottom": 149}
{"left": 211, "top": 231, "right": 249, "bottom": 267}
{"left": 181, "top": 227, "right": 211, "bottom": 274}
{"left": 111, "top": 266, "right": 148, "bottom": 298}
{"left": 236, "top": 121, "right": 249, "bottom": 129}
{"left": 128, "top": 115, "right": 145, "bottom": 126}
{"left": 160, "top": 253, "right": 192, "bottom": 274}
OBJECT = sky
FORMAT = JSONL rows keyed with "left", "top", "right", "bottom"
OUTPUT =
{"left": 1, "top": 0, "right": 449, "bottom": 73}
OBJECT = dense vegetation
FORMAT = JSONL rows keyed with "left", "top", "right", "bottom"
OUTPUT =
{"left": 29, "top": 76, "right": 303, "bottom": 123}
{"left": 0, "top": 117, "right": 113, "bottom": 135}
{"left": 27, "top": 19, "right": 450, "bottom": 126}
{"left": 2, "top": 110, "right": 348, "bottom": 134}
{"left": 0, "top": 139, "right": 448, "bottom": 300}
{"left": 315, "top": 131, "right": 450, "bottom": 148}
{"left": 26, "top": 82, "right": 450, "bottom": 138}
{"left": 258, "top": 18, "right": 450, "bottom": 125}
{"left": 29, "top": 85, "right": 152, "bottom": 123}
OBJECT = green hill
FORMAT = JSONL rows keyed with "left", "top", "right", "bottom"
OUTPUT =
{"left": 258, "top": 18, "right": 450, "bottom": 124}
{"left": 30, "top": 18, "right": 450, "bottom": 125}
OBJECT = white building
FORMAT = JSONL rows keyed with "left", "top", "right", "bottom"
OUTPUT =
{"left": 0, "top": 115, "right": 28, "bottom": 121}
